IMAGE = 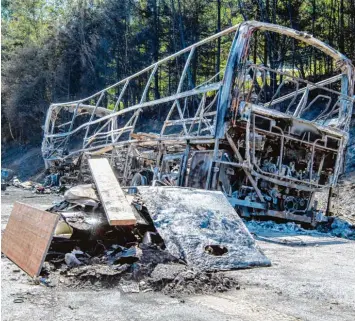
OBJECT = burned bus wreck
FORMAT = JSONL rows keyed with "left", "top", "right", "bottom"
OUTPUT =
{"left": 42, "top": 21, "right": 355, "bottom": 225}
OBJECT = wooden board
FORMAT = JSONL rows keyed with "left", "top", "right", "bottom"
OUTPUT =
{"left": 89, "top": 145, "right": 113, "bottom": 155}
{"left": 88, "top": 158, "right": 137, "bottom": 225}
{"left": 131, "top": 132, "right": 160, "bottom": 140}
{"left": 1, "top": 202, "right": 59, "bottom": 277}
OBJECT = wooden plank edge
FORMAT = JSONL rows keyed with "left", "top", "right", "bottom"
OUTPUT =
{"left": 109, "top": 218, "right": 137, "bottom": 226}
{"left": 35, "top": 213, "right": 60, "bottom": 277}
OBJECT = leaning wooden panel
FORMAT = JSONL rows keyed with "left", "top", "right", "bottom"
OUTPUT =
{"left": 88, "top": 158, "right": 137, "bottom": 225}
{"left": 1, "top": 202, "right": 59, "bottom": 277}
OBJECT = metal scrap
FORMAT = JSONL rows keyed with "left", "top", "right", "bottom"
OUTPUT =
{"left": 136, "top": 186, "right": 271, "bottom": 270}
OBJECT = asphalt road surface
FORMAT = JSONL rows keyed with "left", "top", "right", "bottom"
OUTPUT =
{"left": 2, "top": 187, "right": 355, "bottom": 321}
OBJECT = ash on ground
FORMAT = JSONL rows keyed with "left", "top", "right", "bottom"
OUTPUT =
{"left": 147, "top": 265, "right": 239, "bottom": 295}
{"left": 42, "top": 259, "right": 239, "bottom": 296}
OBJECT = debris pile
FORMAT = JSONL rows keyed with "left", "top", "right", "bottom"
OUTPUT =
{"left": 42, "top": 182, "right": 264, "bottom": 292}
{"left": 317, "top": 217, "right": 355, "bottom": 240}
{"left": 2, "top": 157, "right": 270, "bottom": 295}
{"left": 6, "top": 175, "right": 61, "bottom": 194}
{"left": 245, "top": 218, "right": 355, "bottom": 240}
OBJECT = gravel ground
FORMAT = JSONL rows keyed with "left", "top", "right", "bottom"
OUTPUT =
{"left": 2, "top": 187, "right": 355, "bottom": 321}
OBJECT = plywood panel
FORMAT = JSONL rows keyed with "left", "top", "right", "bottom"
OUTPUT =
{"left": 88, "top": 158, "right": 137, "bottom": 225}
{"left": 1, "top": 202, "right": 59, "bottom": 277}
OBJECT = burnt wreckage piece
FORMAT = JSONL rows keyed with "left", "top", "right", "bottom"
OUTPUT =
{"left": 136, "top": 186, "right": 270, "bottom": 269}
{"left": 42, "top": 21, "right": 355, "bottom": 225}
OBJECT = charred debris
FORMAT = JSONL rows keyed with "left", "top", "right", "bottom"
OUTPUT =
{"left": 2, "top": 157, "right": 270, "bottom": 294}
{"left": 2, "top": 21, "right": 355, "bottom": 294}
{"left": 43, "top": 157, "right": 268, "bottom": 293}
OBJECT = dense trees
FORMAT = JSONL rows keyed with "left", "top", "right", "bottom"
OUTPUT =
{"left": 1, "top": 0, "right": 355, "bottom": 144}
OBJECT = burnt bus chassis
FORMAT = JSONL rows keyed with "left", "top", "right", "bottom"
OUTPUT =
{"left": 42, "top": 21, "right": 355, "bottom": 226}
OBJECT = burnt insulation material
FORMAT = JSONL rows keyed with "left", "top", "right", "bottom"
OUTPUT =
{"left": 137, "top": 186, "right": 271, "bottom": 270}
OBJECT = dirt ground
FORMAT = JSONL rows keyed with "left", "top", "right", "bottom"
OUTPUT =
{"left": 2, "top": 187, "right": 355, "bottom": 321}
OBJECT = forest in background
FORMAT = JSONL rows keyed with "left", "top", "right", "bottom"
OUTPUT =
{"left": 1, "top": 0, "right": 355, "bottom": 145}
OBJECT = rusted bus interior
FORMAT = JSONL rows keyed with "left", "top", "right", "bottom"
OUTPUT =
{"left": 42, "top": 21, "right": 354, "bottom": 225}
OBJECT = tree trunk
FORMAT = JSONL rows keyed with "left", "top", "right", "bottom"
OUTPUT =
{"left": 216, "top": 0, "right": 221, "bottom": 81}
